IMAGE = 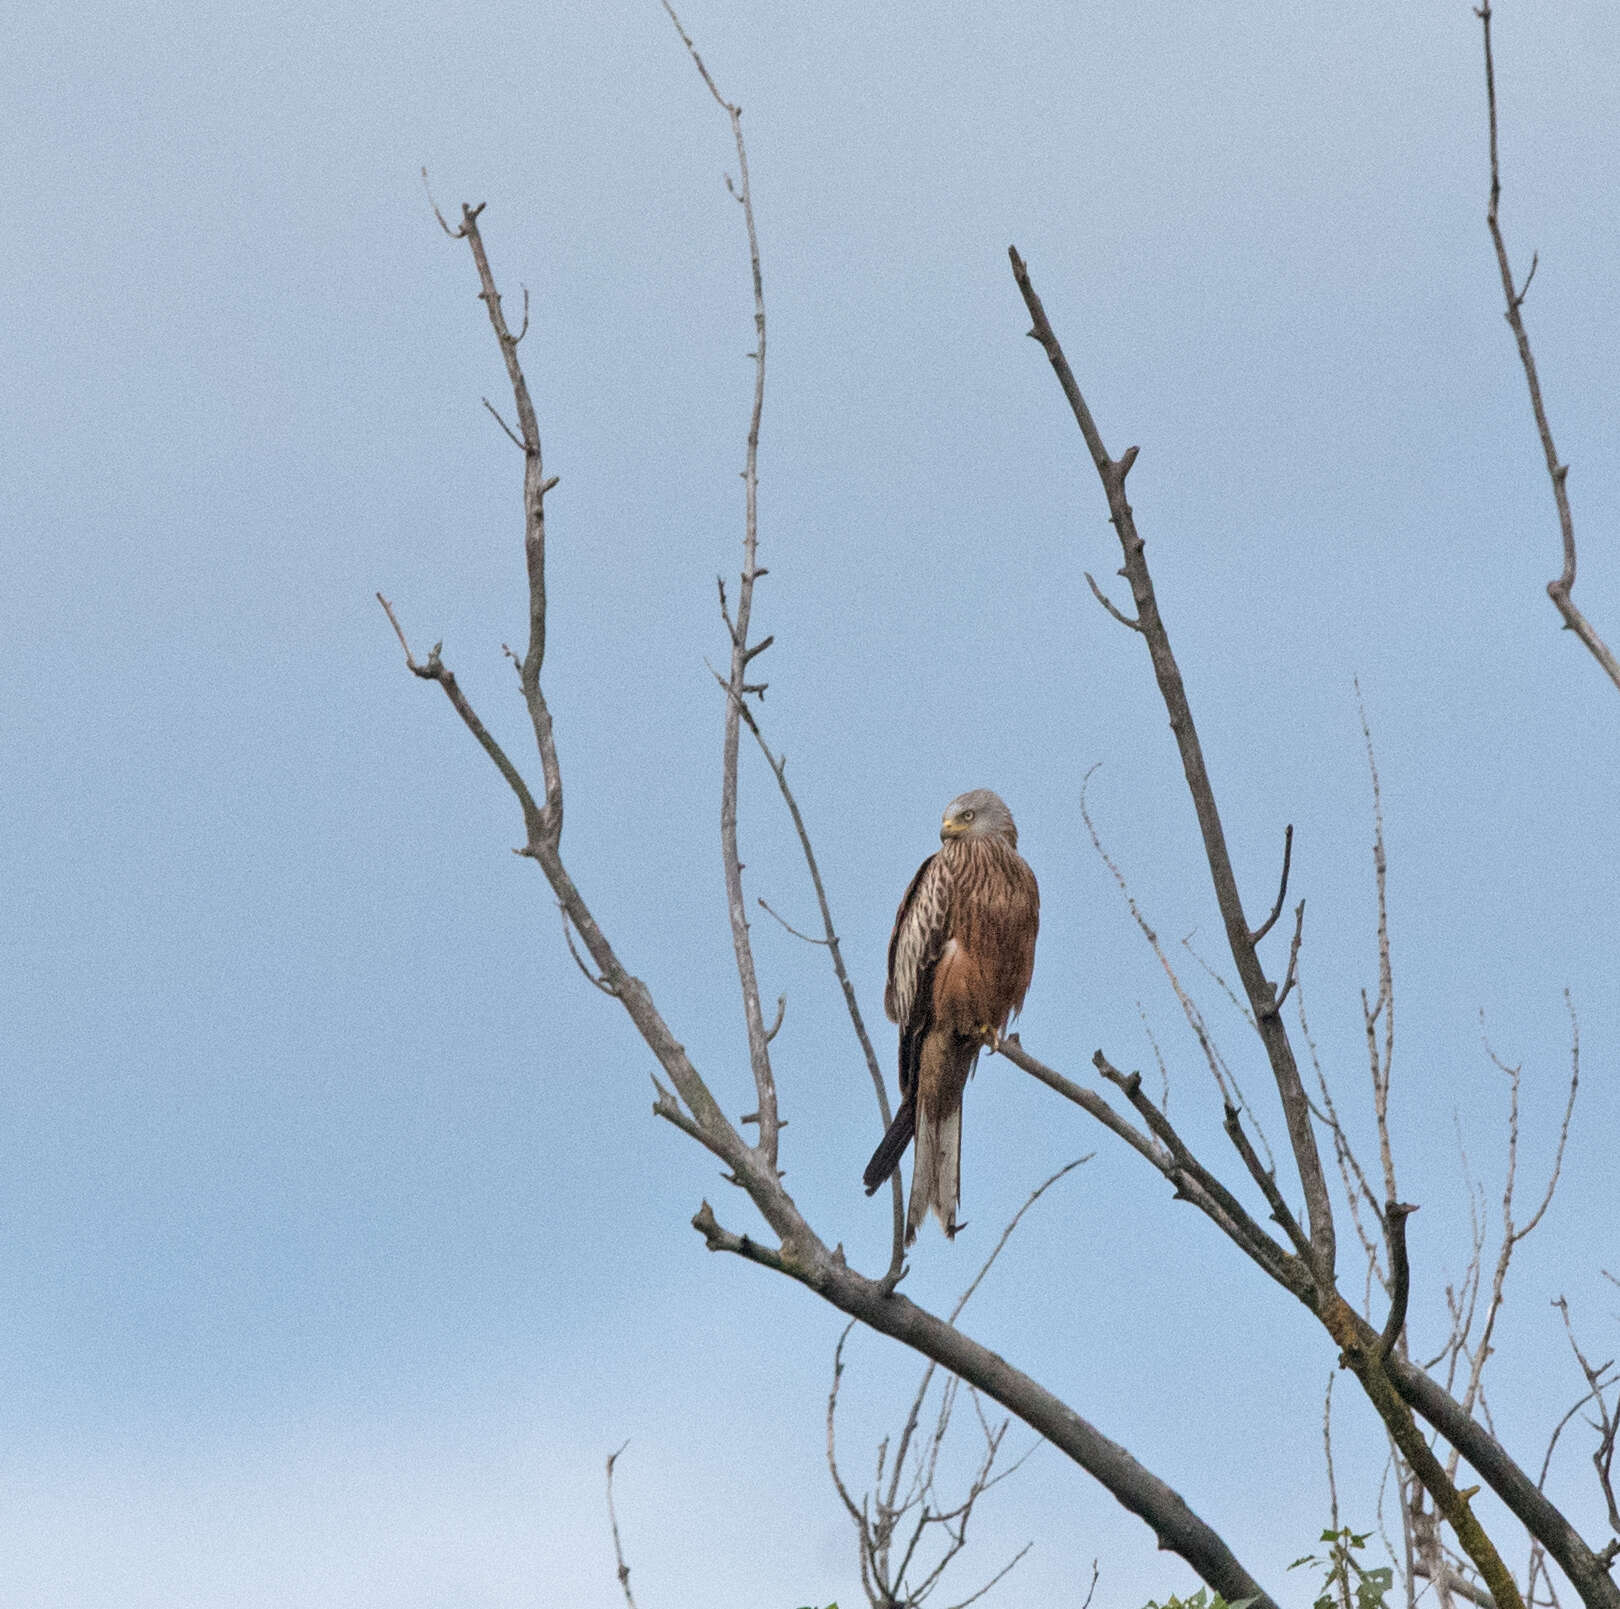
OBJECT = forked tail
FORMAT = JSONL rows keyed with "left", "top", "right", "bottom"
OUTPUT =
{"left": 905, "top": 1099, "right": 962, "bottom": 1245}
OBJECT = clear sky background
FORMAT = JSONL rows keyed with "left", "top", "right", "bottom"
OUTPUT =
{"left": 4, "top": 1, "right": 1618, "bottom": 1605}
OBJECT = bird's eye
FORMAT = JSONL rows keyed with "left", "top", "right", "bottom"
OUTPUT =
{"left": 962, "top": 809, "right": 976, "bottom": 822}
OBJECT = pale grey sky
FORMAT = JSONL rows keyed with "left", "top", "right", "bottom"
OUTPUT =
{"left": 4, "top": 1, "right": 1618, "bottom": 1604}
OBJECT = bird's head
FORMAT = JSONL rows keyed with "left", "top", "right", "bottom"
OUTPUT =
{"left": 940, "top": 789, "right": 1018, "bottom": 848}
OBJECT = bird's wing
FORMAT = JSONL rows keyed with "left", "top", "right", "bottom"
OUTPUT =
{"left": 1001, "top": 851, "right": 1041, "bottom": 1018}
{"left": 885, "top": 851, "right": 952, "bottom": 1032}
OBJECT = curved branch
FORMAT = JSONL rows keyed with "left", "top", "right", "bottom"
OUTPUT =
{"left": 1249, "top": 823, "right": 1294, "bottom": 946}
{"left": 1476, "top": 1, "right": 1620, "bottom": 692}
{"left": 604, "top": 1443, "right": 641, "bottom": 1609}
{"left": 1378, "top": 1200, "right": 1417, "bottom": 1363}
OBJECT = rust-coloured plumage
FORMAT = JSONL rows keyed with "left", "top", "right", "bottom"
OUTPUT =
{"left": 862, "top": 789, "right": 1039, "bottom": 1243}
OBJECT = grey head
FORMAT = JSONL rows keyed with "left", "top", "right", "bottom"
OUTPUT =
{"left": 939, "top": 788, "right": 1018, "bottom": 848}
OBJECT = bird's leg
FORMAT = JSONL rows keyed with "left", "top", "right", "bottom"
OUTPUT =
{"left": 975, "top": 1023, "right": 1003, "bottom": 1053}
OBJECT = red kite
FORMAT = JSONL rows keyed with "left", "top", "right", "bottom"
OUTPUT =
{"left": 863, "top": 789, "right": 1040, "bottom": 1243}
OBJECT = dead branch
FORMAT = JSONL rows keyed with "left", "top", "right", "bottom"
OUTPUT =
{"left": 1475, "top": 2, "right": 1620, "bottom": 691}
{"left": 662, "top": 0, "right": 782, "bottom": 1173}
{"left": 1250, "top": 823, "right": 1294, "bottom": 946}
{"left": 1379, "top": 1201, "right": 1418, "bottom": 1364}
{"left": 1084, "top": 569, "right": 1143, "bottom": 631}
{"left": 997, "top": 1035, "right": 1162, "bottom": 1169}
{"left": 735, "top": 695, "right": 905, "bottom": 1281}
{"left": 1358, "top": 686, "right": 1398, "bottom": 1209}
{"left": 1552, "top": 1298, "right": 1620, "bottom": 1536}
{"left": 605, "top": 1442, "right": 640, "bottom": 1609}
{"left": 1272, "top": 900, "right": 1305, "bottom": 1015}
{"left": 1080, "top": 768, "right": 1254, "bottom": 1124}
{"left": 1222, "top": 1100, "right": 1313, "bottom": 1267}
{"left": 1448, "top": 1013, "right": 1581, "bottom": 1480}
{"left": 1417, "top": 1558, "right": 1498, "bottom": 1609}
{"left": 1093, "top": 1054, "right": 1314, "bottom": 1301}
{"left": 1322, "top": 1377, "right": 1350, "bottom": 1609}
{"left": 1010, "top": 245, "right": 1338, "bottom": 1287}
{"left": 1299, "top": 984, "right": 1389, "bottom": 1311}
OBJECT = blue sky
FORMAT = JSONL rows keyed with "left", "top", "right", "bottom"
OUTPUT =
{"left": 5, "top": 1, "right": 1618, "bottom": 1604}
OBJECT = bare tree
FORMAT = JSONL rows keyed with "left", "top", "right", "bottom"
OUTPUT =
{"left": 382, "top": 8, "right": 1617, "bottom": 1607}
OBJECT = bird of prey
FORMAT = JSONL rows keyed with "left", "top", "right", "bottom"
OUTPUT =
{"left": 862, "top": 789, "right": 1040, "bottom": 1244}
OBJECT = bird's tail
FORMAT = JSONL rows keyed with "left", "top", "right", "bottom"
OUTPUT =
{"left": 906, "top": 1097, "right": 963, "bottom": 1245}
{"left": 863, "top": 1101, "right": 915, "bottom": 1195}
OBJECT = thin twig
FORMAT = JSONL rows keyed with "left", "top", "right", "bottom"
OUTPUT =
{"left": 605, "top": 1442, "right": 640, "bottom": 1609}
{"left": 1553, "top": 1298, "right": 1620, "bottom": 1534}
{"left": 1299, "top": 982, "right": 1389, "bottom": 1308}
{"left": 1250, "top": 823, "right": 1294, "bottom": 945}
{"left": 758, "top": 896, "right": 829, "bottom": 946}
{"left": 1094, "top": 1054, "right": 1313, "bottom": 1302}
{"left": 828, "top": 1163, "right": 1079, "bottom": 1609}
{"left": 1323, "top": 1375, "right": 1351, "bottom": 1609}
{"left": 1223, "top": 1100, "right": 1313, "bottom": 1266}
{"left": 1446, "top": 1012, "right": 1578, "bottom": 1483}
{"left": 562, "top": 905, "right": 619, "bottom": 994}
{"left": 1084, "top": 570, "right": 1143, "bottom": 631}
{"left": 735, "top": 698, "right": 904, "bottom": 1281}
{"left": 1358, "top": 684, "right": 1398, "bottom": 1209}
{"left": 1080, "top": 768, "right": 1253, "bottom": 1124}
{"left": 664, "top": 0, "right": 782, "bottom": 1171}
{"left": 949, "top": 1158, "right": 1087, "bottom": 1325}
{"left": 481, "top": 396, "right": 525, "bottom": 450}
{"left": 1270, "top": 901, "right": 1306, "bottom": 1016}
